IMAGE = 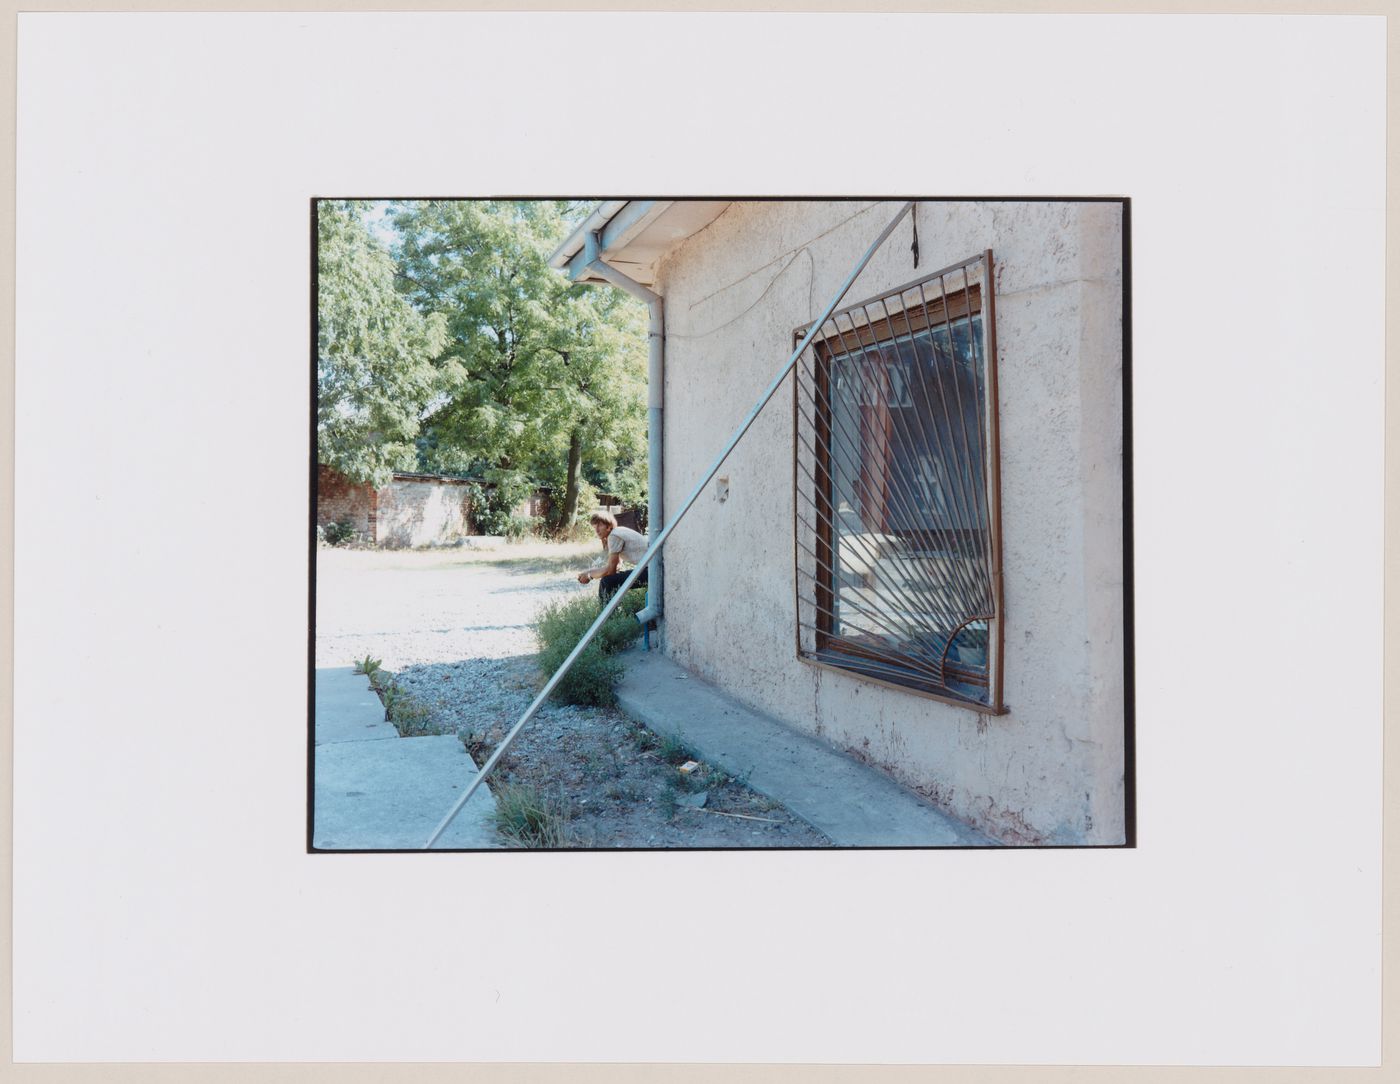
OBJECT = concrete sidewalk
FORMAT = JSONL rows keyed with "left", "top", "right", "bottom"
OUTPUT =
{"left": 616, "top": 649, "right": 995, "bottom": 847}
{"left": 313, "top": 667, "right": 498, "bottom": 850}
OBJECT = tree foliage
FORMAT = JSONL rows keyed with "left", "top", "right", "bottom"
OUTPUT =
{"left": 317, "top": 200, "right": 449, "bottom": 486}
{"left": 390, "top": 200, "right": 648, "bottom": 529}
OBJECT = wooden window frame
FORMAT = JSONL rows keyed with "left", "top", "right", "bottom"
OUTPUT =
{"left": 792, "top": 253, "right": 1006, "bottom": 714}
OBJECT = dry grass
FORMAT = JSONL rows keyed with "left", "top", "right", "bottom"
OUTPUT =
{"left": 491, "top": 784, "right": 572, "bottom": 848}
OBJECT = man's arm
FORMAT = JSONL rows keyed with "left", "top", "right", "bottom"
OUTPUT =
{"left": 578, "top": 550, "right": 622, "bottom": 584}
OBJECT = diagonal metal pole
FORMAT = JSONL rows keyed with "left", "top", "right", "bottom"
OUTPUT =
{"left": 424, "top": 200, "right": 914, "bottom": 849}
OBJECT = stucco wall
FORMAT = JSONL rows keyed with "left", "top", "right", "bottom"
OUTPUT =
{"left": 653, "top": 200, "right": 1125, "bottom": 845}
{"left": 374, "top": 479, "right": 475, "bottom": 548}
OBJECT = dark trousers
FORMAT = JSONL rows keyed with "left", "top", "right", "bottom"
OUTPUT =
{"left": 599, "top": 566, "right": 647, "bottom": 604}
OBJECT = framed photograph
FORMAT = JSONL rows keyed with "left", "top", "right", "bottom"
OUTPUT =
{"left": 9, "top": 7, "right": 1385, "bottom": 1074}
{"left": 310, "top": 197, "right": 1131, "bottom": 853}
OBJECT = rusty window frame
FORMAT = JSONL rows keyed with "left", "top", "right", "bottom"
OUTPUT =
{"left": 792, "top": 251, "right": 1005, "bottom": 713}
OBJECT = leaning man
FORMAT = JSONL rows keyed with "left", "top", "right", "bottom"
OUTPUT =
{"left": 578, "top": 511, "right": 649, "bottom": 603}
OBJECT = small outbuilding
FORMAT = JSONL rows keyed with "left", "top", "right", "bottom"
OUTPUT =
{"left": 316, "top": 466, "right": 480, "bottom": 548}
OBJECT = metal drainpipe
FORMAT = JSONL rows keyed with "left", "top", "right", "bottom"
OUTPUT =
{"left": 581, "top": 232, "right": 664, "bottom": 634}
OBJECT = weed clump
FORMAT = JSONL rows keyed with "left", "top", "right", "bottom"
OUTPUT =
{"left": 377, "top": 679, "right": 439, "bottom": 736}
{"left": 492, "top": 784, "right": 570, "bottom": 847}
{"left": 657, "top": 733, "right": 694, "bottom": 766}
{"left": 320, "top": 518, "right": 360, "bottom": 546}
{"left": 361, "top": 666, "right": 443, "bottom": 737}
{"left": 533, "top": 590, "right": 646, "bottom": 706}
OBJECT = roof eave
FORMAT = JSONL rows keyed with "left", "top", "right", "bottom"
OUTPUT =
{"left": 549, "top": 199, "right": 675, "bottom": 285}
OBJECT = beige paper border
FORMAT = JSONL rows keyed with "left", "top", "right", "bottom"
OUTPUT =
{"left": 1, "top": 2, "right": 1391, "bottom": 1080}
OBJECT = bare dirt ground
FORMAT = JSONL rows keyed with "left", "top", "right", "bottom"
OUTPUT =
{"left": 316, "top": 540, "right": 831, "bottom": 848}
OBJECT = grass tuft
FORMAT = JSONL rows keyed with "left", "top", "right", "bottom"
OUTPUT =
{"left": 491, "top": 785, "right": 571, "bottom": 848}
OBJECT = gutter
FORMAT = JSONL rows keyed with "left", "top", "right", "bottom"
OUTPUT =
{"left": 551, "top": 200, "right": 630, "bottom": 269}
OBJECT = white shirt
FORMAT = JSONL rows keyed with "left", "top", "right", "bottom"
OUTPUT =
{"left": 603, "top": 525, "right": 648, "bottom": 567}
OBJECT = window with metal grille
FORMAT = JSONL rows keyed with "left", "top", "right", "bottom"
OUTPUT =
{"left": 793, "top": 251, "right": 1004, "bottom": 711}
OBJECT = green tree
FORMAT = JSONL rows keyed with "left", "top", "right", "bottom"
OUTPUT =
{"left": 391, "top": 200, "right": 647, "bottom": 531}
{"left": 317, "top": 200, "right": 450, "bottom": 486}
{"left": 531, "top": 277, "right": 649, "bottom": 525}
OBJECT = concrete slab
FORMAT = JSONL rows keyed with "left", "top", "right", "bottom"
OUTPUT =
{"left": 313, "top": 735, "right": 499, "bottom": 850}
{"left": 315, "top": 667, "right": 399, "bottom": 745}
{"left": 313, "top": 667, "right": 497, "bottom": 849}
{"left": 616, "top": 649, "right": 996, "bottom": 847}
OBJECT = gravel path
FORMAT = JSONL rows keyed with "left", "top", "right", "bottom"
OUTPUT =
{"left": 314, "top": 540, "right": 832, "bottom": 849}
